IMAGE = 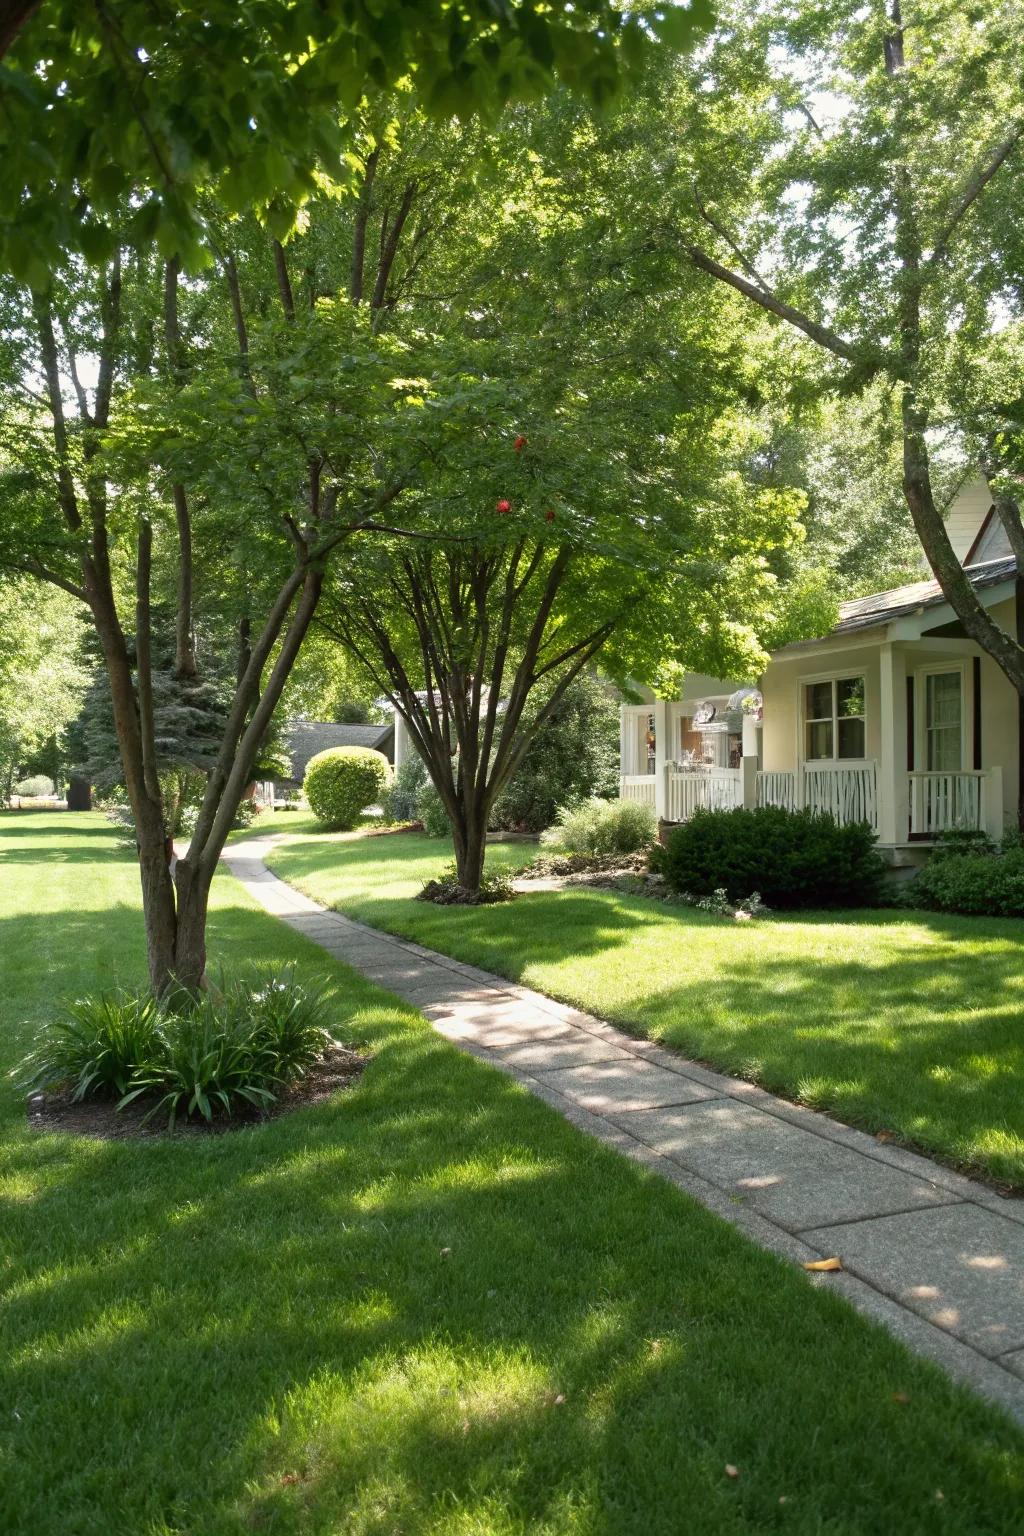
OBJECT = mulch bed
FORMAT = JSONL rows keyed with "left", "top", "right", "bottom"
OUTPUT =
{"left": 26, "top": 1042, "right": 368, "bottom": 1141}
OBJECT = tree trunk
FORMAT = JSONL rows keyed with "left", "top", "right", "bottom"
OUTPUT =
{"left": 136, "top": 801, "right": 179, "bottom": 993}
{"left": 451, "top": 806, "right": 488, "bottom": 895}
{"left": 902, "top": 399, "right": 1024, "bottom": 830}
{"left": 171, "top": 861, "right": 212, "bottom": 993}
{"left": 1017, "top": 574, "right": 1024, "bottom": 835}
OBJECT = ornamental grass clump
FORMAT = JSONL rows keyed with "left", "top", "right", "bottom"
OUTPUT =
{"left": 543, "top": 796, "right": 656, "bottom": 857}
{"left": 19, "top": 965, "right": 336, "bottom": 1128}
{"left": 22, "top": 990, "right": 161, "bottom": 1102}
{"left": 304, "top": 746, "right": 391, "bottom": 829}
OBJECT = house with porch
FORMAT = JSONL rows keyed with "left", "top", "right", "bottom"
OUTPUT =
{"left": 619, "top": 483, "right": 1019, "bottom": 860}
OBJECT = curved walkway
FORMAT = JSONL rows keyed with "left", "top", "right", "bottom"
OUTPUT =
{"left": 223, "top": 835, "right": 1024, "bottom": 1423}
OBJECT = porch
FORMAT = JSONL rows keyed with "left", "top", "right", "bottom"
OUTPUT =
{"left": 620, "top": 656, "right": 1007, "bottom": 845}
{"left": 622, "top": 757, "right": 1003, "bottom": 840}
{"left": 755, "top": 761, "right": 1004, "bottom": 840}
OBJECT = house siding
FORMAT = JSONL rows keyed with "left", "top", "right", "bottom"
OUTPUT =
{"left": 761, "top": 646, "right": 883, "bottom": 773}
{"left": 943, "top": 476, "right": 993, "bottom": 563}
{"left": 978, "top": 598, "right": 1019, "bottom": 817}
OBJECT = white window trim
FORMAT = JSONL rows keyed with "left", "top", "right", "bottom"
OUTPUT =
{"left": 914, "top": 661, "right": 969, "bottom": 775}
{"left": 797, "top": 668, "right": 871, "bottom": 767}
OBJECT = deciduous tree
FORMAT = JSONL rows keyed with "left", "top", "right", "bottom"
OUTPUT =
{"left": 664, "top": 1, "right": 1024, "bottom": 771}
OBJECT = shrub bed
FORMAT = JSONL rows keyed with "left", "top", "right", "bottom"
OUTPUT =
{"left": 21, "top": 966, "right": 347, "bottom": 1129}
{"left": 304, "top": 746, "right": 391, "bottom": 829}
{"left": 417, "top": 862, "right": 515, "bottom": 905}
{"left": 910, "top": 843, "right": 1024, "bottom": 917}
{"left": 654, "top": 806, "right": 884, "bottom": 909}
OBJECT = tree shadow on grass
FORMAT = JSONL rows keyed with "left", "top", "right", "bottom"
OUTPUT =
{"left": 272, "top": 837, "right": 1024, "bottom": 1187}
{"left": 591, "top": 922, "right": 1024, "bottom": 1185}
{"left": 0, "top": 813, "right": 116, "bottom": 838}
{"left": 3, "top": 1003, "right": 1022, "bottom": 1536}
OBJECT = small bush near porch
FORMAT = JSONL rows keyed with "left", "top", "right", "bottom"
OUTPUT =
{"left": 911, "top": 840, "right": 1024, "bottom": 918}
{"left": 654, "top": 806, "right": 885, "bottom": 909}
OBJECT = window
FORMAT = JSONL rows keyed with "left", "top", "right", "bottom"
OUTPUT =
{"left": 925, "top": 671, "right": 962, "bottom": 771}
{"left": 804, "top": 675, "right": 866, "bottom": 761}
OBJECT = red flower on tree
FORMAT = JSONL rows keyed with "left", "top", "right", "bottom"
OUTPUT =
{"left": 496, "top": 498, "right": 511, "bottom": 514}
{"left": 514, "top": 434, "right": 527, "bottom": 453}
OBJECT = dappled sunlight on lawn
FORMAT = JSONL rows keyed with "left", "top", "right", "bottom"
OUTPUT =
{"left": 266, "top": 826, "right": 1024, "bottom": 1186}
{"left": 4, "top": 814, "right": 1024, "bottom": 1532}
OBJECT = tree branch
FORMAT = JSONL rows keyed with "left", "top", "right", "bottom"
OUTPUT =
{"left": 32, "top": 296, "right": 82, "bottom": 532}
{"left": 928, "top": 120, "right": 1024, "bottom": 265}
{"left": 371, "top": 178, "right": 417, "bottom": 314}
{"left": 135, "top": 517, "right": 162, "bottom": 802}
{"left": 350, "top": 145, "right": 380, "bottom": 303}
{"left": 272, "top": 239, "right": 296, "bottom": 322}
{"left": 684, "top": 243, "right": 866, "bottom": 365}
{"left": 163, "top": 256, "right": 198, "bottom": 677}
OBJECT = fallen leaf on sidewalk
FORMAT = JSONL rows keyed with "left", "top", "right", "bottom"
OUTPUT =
{"left": 802, "top": 1257, "right": 842, "bottom": 1272}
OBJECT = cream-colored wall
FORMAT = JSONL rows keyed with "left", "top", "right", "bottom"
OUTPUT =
{"left": 761, "top": 644, "right": 882, "bottom": 772}
{"left": 978, "top": 599, "right": 1019, "bottom": 822}
{"left": 942, "top": 476, "right": 993, "bottom": 564}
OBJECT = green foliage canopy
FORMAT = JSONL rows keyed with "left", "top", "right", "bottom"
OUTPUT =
{"left": 0, "top": 0, "right": 712, "bottom": 284}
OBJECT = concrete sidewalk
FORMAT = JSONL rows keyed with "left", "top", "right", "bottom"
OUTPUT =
{"left": 223, "top": 835, "right": 1024, "bottom": 1423}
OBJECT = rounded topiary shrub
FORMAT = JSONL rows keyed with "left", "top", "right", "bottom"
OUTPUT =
{"left": 14, "top": 774, "right": 56, "bottom": 797}
{"left": 653, "top": 806, "right": 884, "bottom": 909}
{"left": 304, "top": 746, "right": 391, "bottom": 830}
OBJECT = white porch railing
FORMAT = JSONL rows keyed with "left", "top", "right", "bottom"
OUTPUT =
{"left": 619, "top": 774, "right": 657, "bottom": 808}
{"left": 908, "top": 771, "right": 986, "bottom": 837}
{"left": 755, "top": 770, "right": 797, "bottom": 813}
{"left": 756, "top": 762, "right": 879, "bottom": 831}
{"left": 665, "top": 766, "right": 742, "bottom": 821}
{"left": 803, "top": 762, "right": 878, "bottom": 830}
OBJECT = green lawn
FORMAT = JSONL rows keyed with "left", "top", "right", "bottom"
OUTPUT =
{"left": 3, "top": 813, "right": 1024, "bottom": 1535}
{"left": 263, "top": 826, "right": 1024, "bottom": 1188}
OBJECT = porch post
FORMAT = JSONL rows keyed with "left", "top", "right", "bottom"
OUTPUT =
{"left": 653, "top": 698, "right": 670, "bottom": 821}
{"left": 618, "top": 702, "right": 630, "bottom": 787}
{"left": 740, "top": 714, "right": 759, "bottom": 810}
{"left": 985, "top": 765, "right": 1004, "bottom": 841}
{"left": 394, "top": 710, "right": 409, "bottom": 770}
{"left": 878, "top": 643, "right": 908, "bottom": 844}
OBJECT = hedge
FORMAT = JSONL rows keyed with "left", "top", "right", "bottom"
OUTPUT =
{"left": 653, "top": 806, "right": 885, "bottom": 909}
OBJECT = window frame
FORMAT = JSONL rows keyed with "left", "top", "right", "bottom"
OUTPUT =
{"left": 914, "top": 662, "right": 968, "bottom": 775}
{"left": 799, "top": 670, "right": 869, "bottom": 765}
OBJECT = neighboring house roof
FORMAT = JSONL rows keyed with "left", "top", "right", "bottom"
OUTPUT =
{"left": 965, "top": 507, "right": 1014, "bottom": 566}
{"left": 282, "top": 720, "right": 394, "bottom": 783}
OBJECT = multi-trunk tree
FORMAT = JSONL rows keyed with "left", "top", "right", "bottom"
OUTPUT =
{"left": 0, "top": 138, "right": 495, "bottom": 989}
{"left": 316, "top": 92, "right": 813, "bottom": 894}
